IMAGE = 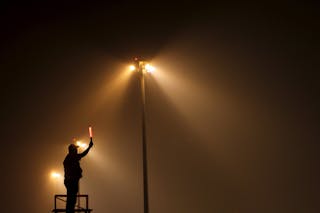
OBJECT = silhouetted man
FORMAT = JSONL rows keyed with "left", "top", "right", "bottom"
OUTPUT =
{"left": 63, "top": 139, "right": 93, "bottom": 213}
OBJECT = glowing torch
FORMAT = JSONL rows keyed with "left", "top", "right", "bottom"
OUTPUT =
{"left": 89, "top": 126, "right": 93, "bottom": 140}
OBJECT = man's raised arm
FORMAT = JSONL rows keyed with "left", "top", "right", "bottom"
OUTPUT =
{"left": 79, "top": 140, "right": 94, "bottom": 158}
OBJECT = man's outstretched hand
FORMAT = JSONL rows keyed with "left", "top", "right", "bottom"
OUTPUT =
{"left": 89, "top": 139, "right": 94, "bottom": 147}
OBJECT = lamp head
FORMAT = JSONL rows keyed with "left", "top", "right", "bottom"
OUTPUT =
{"left": 129, "top": 58, "right": 156, "bottom": 74}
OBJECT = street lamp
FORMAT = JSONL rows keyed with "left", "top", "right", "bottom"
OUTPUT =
{"left": 50, "top": 171, "right": 62, "bottom": 195}
{"left": 76, "top": 141, "right": 87, "bottom": 150}
{"left": 50, "top": 171, "right": 62, "bottom": 179}
{"left": 129, "top": 58, "right": 156, "bottom": 213}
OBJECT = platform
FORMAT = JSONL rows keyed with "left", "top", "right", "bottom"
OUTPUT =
{"left": 52, "top": 194, "right": 92, "bottom": 213}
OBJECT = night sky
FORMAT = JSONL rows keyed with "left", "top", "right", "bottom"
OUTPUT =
{"left": 0, "top": 1, "right": 319, "bottom": 213}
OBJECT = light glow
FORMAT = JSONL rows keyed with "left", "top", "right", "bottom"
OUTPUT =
{"left": 89, "top": 126, "right": 93, "bottom": 138}
{"left": 51, "top": 172, "right": 61, "bottom": 179}
{"left": 76, "top": 141, "right": 87, "bottom": 148}
{"left": 129, "top": 65, "right": 136, "bottom": 71}
{"left": 145, "top": 64, "right": 155, "bottom": 73}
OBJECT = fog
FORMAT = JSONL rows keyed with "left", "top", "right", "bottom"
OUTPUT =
{"left": 1, "top": 3, "right": 318, "bottom": 213}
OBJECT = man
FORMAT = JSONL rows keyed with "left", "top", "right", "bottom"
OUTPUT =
{"left": 63, "top": 139, "right": 93, "bottom": 213}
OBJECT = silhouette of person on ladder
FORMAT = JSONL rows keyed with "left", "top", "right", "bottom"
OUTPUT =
{"left": 63, "top": 139, "right": 93, "bottom": 213}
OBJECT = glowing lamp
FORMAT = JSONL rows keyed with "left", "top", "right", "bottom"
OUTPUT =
{"left": 51, "top": 172, "right": 61, "bottom": 179}
{"left": 129, "top": 65, "right": 136, "bottom": 71}
{"left": 145, "top": 64, "right": 155, "bottom": 73}
{"left": 76, "top": 141, "right": 87, "bottom": 148}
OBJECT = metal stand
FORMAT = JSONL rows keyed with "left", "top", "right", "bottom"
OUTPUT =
{"left": 52, "top": 194, "right": 92, "bottom": 212}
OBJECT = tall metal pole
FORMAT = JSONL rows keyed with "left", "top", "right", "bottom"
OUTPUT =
{"left": 139, "top": 63, "right": 149, "bottom": 213}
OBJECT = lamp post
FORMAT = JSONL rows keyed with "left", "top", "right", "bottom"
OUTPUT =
{"left": 130, "top": 58, "right": 155, "bottom": 213}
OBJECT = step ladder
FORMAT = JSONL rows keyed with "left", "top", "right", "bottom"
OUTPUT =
{"left": 52, "top": 194, "right": 93, "bottom": 213}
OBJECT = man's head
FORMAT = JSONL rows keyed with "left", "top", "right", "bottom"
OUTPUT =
{"left": 68, "top": 144, "right": 79, "bottom": 154}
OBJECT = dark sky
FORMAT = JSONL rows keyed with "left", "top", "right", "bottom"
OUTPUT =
{"left": 0, "top": 1, "right": 319, "bottom": 213}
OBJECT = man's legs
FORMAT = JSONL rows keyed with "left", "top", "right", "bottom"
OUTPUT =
{"left": 65, "top": 179, "right": 79, "bottom": 213}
